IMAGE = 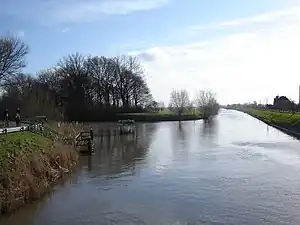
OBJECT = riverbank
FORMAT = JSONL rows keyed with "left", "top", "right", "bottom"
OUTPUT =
{"left": 115, "top": 112, "right": 203, "bottom": 122}
{"left": 0, "top": 131, "right": 78, "bottom": 214}
{"left": 238, "top": 108, "right": 300, "bottom": 139}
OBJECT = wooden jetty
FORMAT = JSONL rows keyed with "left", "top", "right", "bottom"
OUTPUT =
{"left": 95, "top": 120, "right": 136, "bottom": 139}
{"left": 74, "top": 120, "right": 135, "bottom": 154}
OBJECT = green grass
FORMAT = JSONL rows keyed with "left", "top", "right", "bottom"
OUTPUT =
{"left": 117, "top": 109, "right": 202, "bottom": 122}
{"left": 0, "top": 130, "right": 78, "bottom": 214}
{"left": 0, "top": 132, "right": 53, "bottom": 167}
{"left": 117, "top": 111, "right": 202, "bottom": 122}
{"left": 245, "top": 109, "right": 300, "bottom": 126}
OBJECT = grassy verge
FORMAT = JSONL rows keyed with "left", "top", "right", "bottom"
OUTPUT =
{"left": 241, "top": 108, "right": 300, "bottom": 134}
{"left": 244, "top": 109, "right": 300, "bottom": 125}
{"left": 116, "top": 111, "right": 202, "bottom": 122}
{"left": 0, "top": 131, "right": 78, "bottom": 214}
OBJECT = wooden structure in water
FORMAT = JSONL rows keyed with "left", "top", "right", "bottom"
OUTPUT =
{"left": 96, "top": 120, "right": 136, "bottom": 138}
{"left": 75, "top": 129, "right": 94, "bottom": 155}
{"left": 117, "top": 120, "right": 136, "bottom": 134}
{"left": 74, "top": 120, "right": 136, "bottom": 154}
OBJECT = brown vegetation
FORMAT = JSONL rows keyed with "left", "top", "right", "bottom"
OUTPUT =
{"left": 0, "top": 132, "right": 78, "bottom": 214}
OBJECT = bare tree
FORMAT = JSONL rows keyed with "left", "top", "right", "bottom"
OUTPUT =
{"left": 195, "top": 90, "right": 219, "bottom": 118}
{"left": 85, "top": 56, "right": 114, "bottom": 108}
{"left": 169, "top": 89, "right": 190, "bottom": 120}
{"left": 56, "top": 53, "right": 90, "bottom": 120}
{"left": 37, "top": 68, "right": 60, "bottom": 92}
{"left": 0, "top": 50, "right": 154, "bottom": 121}
{"left": 0, "top": 35, "right": 29, "bottom": 86}
{"left": 112, "top": 55, "right": 145, "bottom": 108}
{"left": 158, "top": 101, "right": 165, "bottom": 111}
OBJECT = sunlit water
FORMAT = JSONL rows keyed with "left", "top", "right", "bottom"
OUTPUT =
{"left": 2, "top": 109, "right": 300, "bottom": 225}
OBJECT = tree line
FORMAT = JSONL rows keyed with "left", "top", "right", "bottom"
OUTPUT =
{"left": 0, "top": 35, "right": 156, "bottom": 121}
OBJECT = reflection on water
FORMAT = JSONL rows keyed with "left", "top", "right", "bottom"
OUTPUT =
{"left": 87, "top": 155, "right": 92, "bottom": 171}
{"left": 3, "top": 110, "right": 300, "bottom": 225}
{"left": 201, "top": 119, "right": 217, "bottom": 137}
{"left": 79, "top": 123, "right": 156, "bottom": 179}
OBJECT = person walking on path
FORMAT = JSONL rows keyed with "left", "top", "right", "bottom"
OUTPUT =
{"left": 15, "top": 108, "right": 21, "bottom": 127}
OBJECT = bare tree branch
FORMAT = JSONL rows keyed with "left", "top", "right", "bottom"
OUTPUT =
{"left": 0, "top": 35, "right": 29, "bottom": 86}
{"left": 169, "top": 89, "right": 190, "bottom": 120}
{"left": 195, "top": 90, "right": 219, "bottom": 118}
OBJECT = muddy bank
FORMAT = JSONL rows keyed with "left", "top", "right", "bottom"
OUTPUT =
{"left": 0, "top": 132, "right": 78, "bottom": 214}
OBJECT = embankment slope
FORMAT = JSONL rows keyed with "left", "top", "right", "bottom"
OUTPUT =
{"left": 0, "top": 132, "right": 78, "bottom": 214}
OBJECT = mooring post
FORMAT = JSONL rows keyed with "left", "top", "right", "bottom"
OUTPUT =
{"left": 90, "top": 128, "right": 94, "bottom": 141}
{"left": 89, "top": 128, "right": 94, "bottom": 155}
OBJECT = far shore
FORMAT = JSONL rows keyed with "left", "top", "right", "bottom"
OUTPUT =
{"left": 114, "top": 113, "right": 203, "bottom": 122}
{"left": 48, "top": 112, "right": 204, "bottom": 123}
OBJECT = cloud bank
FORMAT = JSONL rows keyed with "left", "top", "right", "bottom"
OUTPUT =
{"left": 131, "top": 5, "right": 300, "bottom": 104}
{"left": 2, "top": 0, "right": 170, "bottom": 24}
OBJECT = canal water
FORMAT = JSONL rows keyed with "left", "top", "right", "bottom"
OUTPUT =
{"left": 2, "top": 109, "right": 300, "bottom": 225}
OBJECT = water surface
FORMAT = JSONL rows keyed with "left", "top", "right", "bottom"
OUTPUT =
{"left": 2, "top": 109, "right": 300, "bottom": 225}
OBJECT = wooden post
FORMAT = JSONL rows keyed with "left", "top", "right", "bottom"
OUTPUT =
{"left": 89, "top": 129, "right": 94, "bottom": 155}
{"left": 90, "top": 128, "right": 94, "bottom": 141}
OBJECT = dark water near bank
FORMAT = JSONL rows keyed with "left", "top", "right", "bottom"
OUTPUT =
{"left": 3, "top": 109, "right": 300, "bottom": 225}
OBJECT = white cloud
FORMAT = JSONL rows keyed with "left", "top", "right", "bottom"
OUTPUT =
{"left": 9, "top": 0, "right": 170, "bottom": 24}
{"left": 190, "top": 5, "right": 300, "bottom": 32}
{"left": 131, "top": 6, "right": 300, "bottom": 105}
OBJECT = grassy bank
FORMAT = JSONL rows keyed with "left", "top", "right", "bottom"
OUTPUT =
{"left": 0, "top": 131, "right": 78, "bottom": 214}
{"left": 242, "top": 108, "right": 300, "bottom": 134}
{"left": 116, "top": 111, "right": 202, "bottom": 122}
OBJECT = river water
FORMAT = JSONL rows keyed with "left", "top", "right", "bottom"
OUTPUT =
{"left": 2, "top": 109, "right": 300, "bottom": 225}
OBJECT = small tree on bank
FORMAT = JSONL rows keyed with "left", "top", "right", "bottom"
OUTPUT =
{"left": 169, "top": 89, "right": 190, "bottom": 120}
{"left": 195, "top": 90, "right": 219, "bottom": 119}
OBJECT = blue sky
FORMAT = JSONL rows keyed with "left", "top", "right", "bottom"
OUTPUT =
{"left": 1, "top": 0, "right": 300, "bottom": 104}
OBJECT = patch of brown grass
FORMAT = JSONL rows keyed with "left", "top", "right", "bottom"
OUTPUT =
{"left": 0, "top": 141, "right": 78, "bottom": 214}
{"left": 50, "top": 121, "right": 84, "bottom": 139}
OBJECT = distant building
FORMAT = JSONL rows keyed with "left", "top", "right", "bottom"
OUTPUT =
{"left": 273, "top": 95, "right": 293, "bottom": 110}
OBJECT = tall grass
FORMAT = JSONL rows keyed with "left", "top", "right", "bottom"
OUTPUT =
{"left": 246, "top": 109, "right": 300, "bottom": 126}
{"left": 0, "top": 131, "right": 78, "bottom": 214}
